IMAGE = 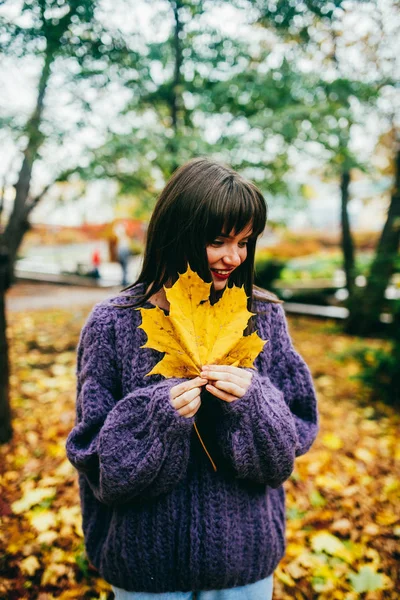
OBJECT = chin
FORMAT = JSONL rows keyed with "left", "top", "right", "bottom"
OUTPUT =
{"left": 212, "top": 278, "right": 228, "bottom": 291}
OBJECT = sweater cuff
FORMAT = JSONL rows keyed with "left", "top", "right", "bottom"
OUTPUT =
{"left": 147, "top": 377, "right": 196, "bottom": 434}
{"left": 219, "top": 370, "right": 263, "bottom": 418}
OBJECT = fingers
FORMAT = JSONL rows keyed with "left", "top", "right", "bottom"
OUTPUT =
{"left": 169, "top": 369, "right": 252, "bottom": 416}
{"left": 200, "top": 367, "right": 251, "bottom": 389}
{"left": 205, "top": 383, "right": 237, "bottom": 403}
{"left": 206, "top": 379, "right": 246, "bottom": 399}
{"left": 170, "top": 376, "right": 208, "bottom": 418}
{"left": 200, "top": 366, "right": 253, "bottom": 401}
{"left": 172, "top": 385, "right": 200, "bottom": 409}
{"left": 170, "top": 376, "right": 208, "bottom": 400}
{"left": 170, "top": 389, "right": 201, "bottom": 418}
{"left": 179, "top": 394, "right": 202, "bottom": 418}
{"left": 202, "top": 365, "right": 252, "bottom": 378}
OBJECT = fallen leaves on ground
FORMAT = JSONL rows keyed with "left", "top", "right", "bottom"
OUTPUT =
{"left": 0, "top": 308, "right": 399, "bottom": 599}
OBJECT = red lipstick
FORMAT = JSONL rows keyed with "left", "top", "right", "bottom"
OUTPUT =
{"left": 211, "top": 269, "right": 233, "bottom": 280}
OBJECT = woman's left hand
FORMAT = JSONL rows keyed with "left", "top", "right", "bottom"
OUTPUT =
{"left": 199, "top": 364, "right": 253, "bottom": 403}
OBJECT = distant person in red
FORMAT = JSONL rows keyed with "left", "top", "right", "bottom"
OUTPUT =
{"left": 90, "top": 248, "right": 101, "bottom": 279}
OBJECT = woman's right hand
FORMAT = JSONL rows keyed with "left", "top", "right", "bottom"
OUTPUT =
{"left": 170, "top": 376, "right": 208, "bottom": 418}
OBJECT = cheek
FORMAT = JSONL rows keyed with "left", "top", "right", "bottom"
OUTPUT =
{"left": 206, "top": 247, "right": 219, "bottom": 265}
{"left": 240, "top": 247, "right": 248, "bottom": 262}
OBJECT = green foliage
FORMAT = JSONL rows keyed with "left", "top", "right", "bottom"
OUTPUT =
{"left": 74, "top": 550, "right": 90, "bottom": 579}
{"left": 254, "top": 255, "right": 286, "bottom": 290}
{"left": 2, "top": 0, "right": 136, "bottom": 69}
{"left": 3, "top": 0, "right": 396, "bottom": 279}
{"left": 309, "top": 489, "right": 326, "bottom": 508}
{"left": 278, "top": 251, "right": 374, "bottom": 283}
{"left": 80, "top": 0, "right": 342, "bottom": 207}
{"left": 286, "top": 506, "right": 307, "bottom": 520}
{"left": 343, "top": 344, "right": 399, "bottom": 407}
{"left": 334, "top": 302, "right": 400, "bottom": 408}
{"left": 1, "top": 0, "right": 143, "bottom": 151}
{"left": 256, "top": 0, "right": 346, "bottom": 40}
{"left": 280, "top": 254, "right": 343, "bottom": 282}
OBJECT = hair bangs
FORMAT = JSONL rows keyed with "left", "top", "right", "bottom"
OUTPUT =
{"left": 204, "top": 177, "right": 266, "bottom": 244}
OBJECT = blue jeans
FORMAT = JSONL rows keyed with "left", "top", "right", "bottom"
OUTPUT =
{"left": 112, "top": 574, "right": 274, "bottom": 600}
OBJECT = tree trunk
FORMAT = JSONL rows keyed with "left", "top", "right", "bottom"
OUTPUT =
{"left": 391, "top": 305, "right": 400, "bottom": 406}
{"left": 0, "top": 52, "right": 54, "bottom": 444}
{"left": 171, "top": 1, "right": 182, "bottom": 132}
{"left": 0, "top": 246, "right": 11, "bottom": 443}
{"left": 345, "top": 147, "right": 400, "bottom": 335}
{"left": 0, "top": 0, "right": 82, "bottom": 444}
{"left": 340, "top": 170, "right": 356, "bottom": 295}
{"left": 167, "top": 0, "right": 183, "bottom": 174}
{"left": 4, "top": 51, "right": 53, "bottom": 283}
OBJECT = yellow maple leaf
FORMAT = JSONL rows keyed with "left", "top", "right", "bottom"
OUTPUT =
{"left": 137, "top": 265, "right": 268, "bottom": 378}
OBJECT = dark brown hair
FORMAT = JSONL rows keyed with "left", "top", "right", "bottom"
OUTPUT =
{"left": 113, "top": 157, "right": 282, "bottom": 314}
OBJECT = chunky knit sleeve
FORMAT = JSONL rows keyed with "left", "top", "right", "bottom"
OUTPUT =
{"left": 65, "top": 304, "right": 195, "bottom": 506}
{"left": 216, "top": 303, "right": 319, "bottom": 488}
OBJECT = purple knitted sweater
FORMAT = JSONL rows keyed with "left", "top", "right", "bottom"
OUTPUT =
{"left": 66, "top": 283, "right": 319, "bottom": 592}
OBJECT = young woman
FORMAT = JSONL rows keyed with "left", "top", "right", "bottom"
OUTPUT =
{"left": 66, "top": 157, "right": 319, "bottom": 600}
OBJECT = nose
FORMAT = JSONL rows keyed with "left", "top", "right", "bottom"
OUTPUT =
{"left": 223, "top": 247, "right": 242, "bottom": 267}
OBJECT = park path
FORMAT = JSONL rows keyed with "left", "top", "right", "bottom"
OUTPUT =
{"left": 6, "top": 282, "right": 123, "bottom": 312}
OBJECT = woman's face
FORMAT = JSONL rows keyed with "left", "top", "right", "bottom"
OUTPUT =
{"left": 206, "top": 224, "right": 253, "bottom": 291}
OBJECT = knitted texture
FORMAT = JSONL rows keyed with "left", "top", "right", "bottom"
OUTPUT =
{"left": 65, "top": 283, "right": 319, "bottom": 592}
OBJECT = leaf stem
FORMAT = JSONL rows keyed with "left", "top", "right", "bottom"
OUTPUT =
{"left": 193, "top": 422, "right": 217, "bottom": 472}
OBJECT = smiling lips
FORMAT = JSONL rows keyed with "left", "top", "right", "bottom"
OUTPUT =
{"left": 211, "top": 269, "right": 233, "bottom": 280}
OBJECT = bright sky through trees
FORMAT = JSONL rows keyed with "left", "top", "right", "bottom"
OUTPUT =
{"left": 0, "top": 0, "right": 398, "bottom": 227}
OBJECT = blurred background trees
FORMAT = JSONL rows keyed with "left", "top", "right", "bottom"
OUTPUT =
{"left": 1, "top": 0, "right": 399, "bottom": 442}
{"left": 1, "top": 0, "right": 142, "bottom": 284}
{"left": 0, "top": 0, "right": 142, "bottom": 441}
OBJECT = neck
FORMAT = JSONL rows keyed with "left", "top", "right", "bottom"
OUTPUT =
{"left": 146, "top": 284, "right": 170, "bottom": 311}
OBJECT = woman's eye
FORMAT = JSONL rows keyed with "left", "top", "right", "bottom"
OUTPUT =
{"left": 211, "top": 240, "right": 223, "bottom": 246}
{"left": 239, "top": 242, "right": 248, "bottom": 247}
